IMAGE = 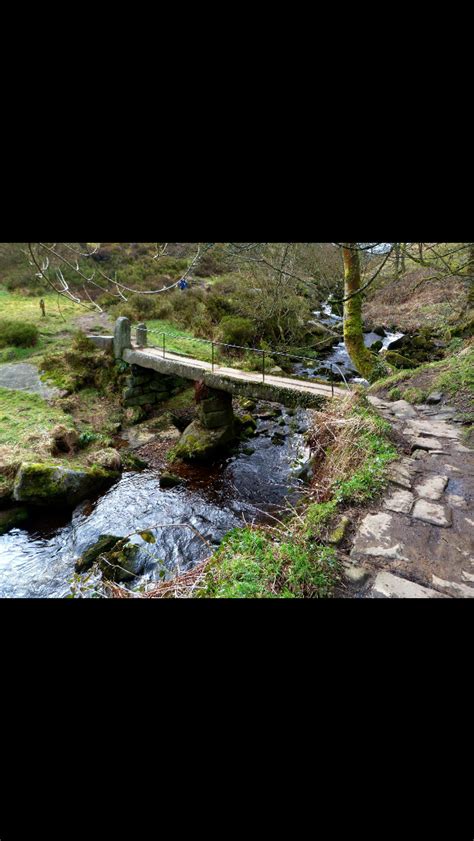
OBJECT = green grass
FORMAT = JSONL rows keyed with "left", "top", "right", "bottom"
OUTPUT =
{"left": 0, "top": 387, "right": 70, "bottom": 448}
{"left": 0, "top": 287, "right": 79, "bottom": 362}
{"left": 369, "top": 346, "right": 474, "bottom": 407}
{"left": 197, "top": 528, "right": 340, "bottom": 599}
{"left": 146, "top": 319, "right": 214, "bottom": 362}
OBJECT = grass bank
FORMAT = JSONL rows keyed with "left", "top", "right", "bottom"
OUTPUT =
{"left": 369, "top": 343, "right": 474, "bottom": 417}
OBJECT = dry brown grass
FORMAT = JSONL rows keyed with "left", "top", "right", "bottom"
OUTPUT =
{"left": 363, "top": 269, "right": 469, "bottom": 332}
{"left": 306, "top": 395, "right": 387, "bottom": 502}
{"left": 104, "top": 558, "right": 211, "bottom": 599}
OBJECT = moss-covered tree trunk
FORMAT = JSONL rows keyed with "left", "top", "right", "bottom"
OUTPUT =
{"left": 342, "top": 244, "right": 376, "bottom": 380}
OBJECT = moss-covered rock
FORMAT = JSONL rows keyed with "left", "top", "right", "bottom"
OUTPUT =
{"left": 235, "top": 414, "right": 258, "bottom": 434}
{"left": 75, "top": 534, "right": 122, "bottom": 573}
{"left": 159, "top": 471, "right": 183, "bottom": 488}
{"left": 0, "top": 506, "right": 28, "bottom": 535}
{"left": 13, "top": 462, "right": 120, "bottom": 507}
{"left": 384, "top": 351, "right": 418, "bottom": 369}
{"left": 328, "top": 516, "right": 351, "bottom": 546}
{"left": 169, "top": 419, "right": 236, "bottom": 463}
{"left": 97, "top": 541, "right": 144, "bottom": 582}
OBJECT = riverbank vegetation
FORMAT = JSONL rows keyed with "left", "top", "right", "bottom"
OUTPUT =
{"left": 1, "top": 242, "right": 473, "bottom": 598}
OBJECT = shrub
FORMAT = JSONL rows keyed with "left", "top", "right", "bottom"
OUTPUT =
{"left": 0, "top": 320, "right": 39, "bottom": 348}
{"left": 205, "top": 290, "right": 237, "bottom": 323}
{"left": 218, "top": 316, "right": 257, "bottom": 347}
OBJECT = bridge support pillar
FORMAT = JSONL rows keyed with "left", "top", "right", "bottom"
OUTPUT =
{"left": 170, "top": 382, "right": 237, "bottom": 463}
{"left": 195, "top": 382, "right": 234, "bottom": 429}
{"left": 114, "top": 317, "right": 131, "bottom": 359}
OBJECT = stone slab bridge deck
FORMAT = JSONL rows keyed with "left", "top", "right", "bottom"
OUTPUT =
{"left": 89, "top": 318, "right": 349, "bottom": 409}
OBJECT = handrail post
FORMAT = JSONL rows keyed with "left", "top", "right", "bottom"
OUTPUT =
{"left": 162, "top": 332, "right": 166, "bottom": 359}
{"left": 262, "top": 350, "right": 265, "bottom": 383}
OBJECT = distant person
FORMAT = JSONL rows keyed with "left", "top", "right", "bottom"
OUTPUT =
{"left": 178, "top": 278, "right": 188, "bottom": 291}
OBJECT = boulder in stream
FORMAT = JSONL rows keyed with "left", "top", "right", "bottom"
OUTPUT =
{"left": 170, "top": 419, "right": 236, "bottom": 463}
{"left": 13, "top": 462, "right": 120, "bottom": 507}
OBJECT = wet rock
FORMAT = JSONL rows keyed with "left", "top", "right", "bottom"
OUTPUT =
{"left": 294, "top": 461, "right": 313, "bottom": 483}
{"left": 413, "top": 475, "right": 448, "bottom": 501}
{"left": 87, "top": 448, "right": 122, "bottom": 472}
{"left": 411, "top": 499, "right": 452, "bottom": 528}
{"left": 159, "top": 472, "right": 183, "bottom": 489}
{"left": 372, "top": 571, "right": 448, "bottom": 599}
{"left": 98, "top": 541, "right": 145, "bottom": 583}
{"left": 383, "top": 489, "right": 414, "bottom": 514}
{"left": 370, "top": 340, "right": 383, "bottom": 353}
{"left": 350, "top": 512, "right": 411, "bottom": 563}
{"left": 0, "top": 506, "right": 28, "bottom": 535}
{"left": 13, "top": 462, "right": 119, "bottom": 507}
{"left": 75, "top": 534, "right": 122, "bottom": 573}
{"left": 386, "top": 464, "right": 413, "bottom": 489}
{"left": 426, "top": 392, "right": 443, "bottom": 405}
{"left": 170, "top": 419, "right": 236, "bottom": 463}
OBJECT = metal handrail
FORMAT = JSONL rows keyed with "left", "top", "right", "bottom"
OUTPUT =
{"left": 137, "top": 325, "right": 353, "bottom": 392}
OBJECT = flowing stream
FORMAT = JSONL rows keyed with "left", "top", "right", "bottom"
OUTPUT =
{"left": 294, "top": 301, "right": 404, "bottom": 384}
{"left": 0, "top": 407, "right": 311, "bottom": 598}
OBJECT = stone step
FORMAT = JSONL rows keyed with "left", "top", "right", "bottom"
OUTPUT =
{"left": 432, "top": 576, "right": 474, "bottom": 598}
{"left": 372, "top": 571, "right": 449, "bottom": 599}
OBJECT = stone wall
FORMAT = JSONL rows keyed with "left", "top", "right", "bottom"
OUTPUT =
{"left": 122, "top": 365, "right": 186, "bottom": 408}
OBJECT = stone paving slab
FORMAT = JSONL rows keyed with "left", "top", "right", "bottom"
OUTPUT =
{"left": 353, "top": 395, "right": 474, "bottom": 598}
{"left": 372, "top": 571, "right": 449, "bottom": 599}
{"left": 411, "top": 437, "right": 444, "bottom": 451}
{"left": 432, "top": 576, "right": 474, "bottom": 598}
{"left": 411, "top": 499, "right": 452, "bottom": 527}
{"left": 414, "top": 475, "right": 449, "bottom": 501}
{"left": 383, "top": 489, "right": 414, "bottom": 514}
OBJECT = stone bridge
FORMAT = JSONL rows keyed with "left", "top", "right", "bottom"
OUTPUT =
{"left": 88, "top": 318, "right": 349, "bottom": 461}
{"left": 89, "top": 317, "right": 348, "bottom": 409}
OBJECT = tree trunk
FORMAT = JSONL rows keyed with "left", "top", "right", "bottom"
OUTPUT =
{"left": 400, "top": 243, "right": 406, "bottom": 274}
{"left": 342, "top": 244, "right": 376, "bottom": 380}
{"left": 394, "top": 243, "right": 400, "bottom": 278}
